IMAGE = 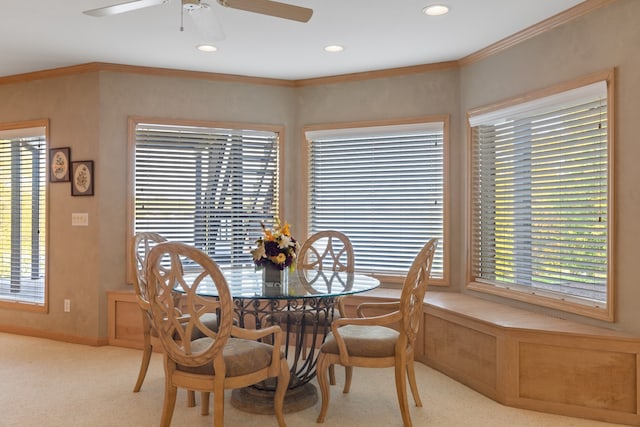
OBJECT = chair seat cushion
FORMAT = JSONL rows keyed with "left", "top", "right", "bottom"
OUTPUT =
{"left": 320, "top": 325, "right": 399, "bottom": 358}
{"left": 177, "top": 338, "right": 284, "bottom": 377}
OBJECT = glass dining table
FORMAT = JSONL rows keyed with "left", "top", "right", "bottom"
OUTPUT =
{"left": 195, "top": 266, "right": 380, "bottom": 414}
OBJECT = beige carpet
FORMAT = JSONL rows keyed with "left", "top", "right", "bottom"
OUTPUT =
{"left": 0, "top": 332, "right": 622, "bottom": 427}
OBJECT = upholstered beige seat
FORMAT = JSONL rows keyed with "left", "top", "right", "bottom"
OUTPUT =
{"left": 131, "top": 232, "right": 219, "bottom": 413}
{"left": 315, "top": 238, "right": 438, "bottom": 427}
{"left": 145, "top": 241, "right": 289, "bottom": 427}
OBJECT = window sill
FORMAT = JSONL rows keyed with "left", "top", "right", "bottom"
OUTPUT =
{"left": 466, "top": 280, "right": 613, "bottom": 322}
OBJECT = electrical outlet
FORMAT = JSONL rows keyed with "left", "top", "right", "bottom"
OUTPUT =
{"left": 64, "top": 299, "right": 71, "bottom": 312}
{"left": 71, "top": 213, "right": 89, "bottom": 226}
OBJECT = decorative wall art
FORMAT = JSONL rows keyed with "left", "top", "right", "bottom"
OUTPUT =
{"left": 49, "top": 147, "right": 71, "bottom": 182}
{"left": 71, "top": 160, "right": 94, "bottom": 196}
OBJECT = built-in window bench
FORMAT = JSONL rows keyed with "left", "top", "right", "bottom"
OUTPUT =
{"left": 109, "top": 288, "right": 640, "bottom": 425}
{"left": 343, "top": 289, "right": 640, "bottom": 426}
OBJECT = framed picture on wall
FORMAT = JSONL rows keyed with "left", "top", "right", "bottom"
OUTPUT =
{"left": 71, "top": 160, "right": 94, "bottom": 196}
{"left": 49, "top": 147, "right": 71, "bottom": 182}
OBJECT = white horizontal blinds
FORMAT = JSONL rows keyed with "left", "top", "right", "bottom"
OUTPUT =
{"left": 135, "top": 123, "right": 279, "bottom": 268}
{"left": 0, "top": 133, "right": 46, "bottom": 304}
{"left": 307, "top": 123, "right": 444, "bottom": 277}
{"left": 471, "top": 82, "right": 608, "bottom": 303}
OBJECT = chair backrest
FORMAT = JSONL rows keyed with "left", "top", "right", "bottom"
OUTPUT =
{"left": 145, "top": 241, "right": 234, "bottom": 368}
{"left": 399, "top": 238, "right": 438, "bottom": 348}
{"left": 297, "top": 230, "right": 354, "bottom": 273}
{"left": 131, "top": 232, "right": 167, "bottom": 306}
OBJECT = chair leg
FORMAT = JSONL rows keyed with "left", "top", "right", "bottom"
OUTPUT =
{"left": 213, "top": 380, "right": 226, "bottom": 427}
{"left": 342, "top": 366, "right": 353, "bottom": 394}
{"left": 200, "top": 392, "right": 210, "bottom": 415}
{"left": 274, "top": 359, "right": 290, "bottom": 427}
{"left": 394, "top": 361, "right": 412, "bottom": 427}
{"left": 406, "top": 358, "right": 422, "bottom": 407}
{"left": 328, "top": 364, "right": 336, "bottom": 385}
{"left": 133, "top": 333, "right": 153, "bottom": 392}
{"left": 160, "top": 382, "right": 178, "bottom": 427}
{"left": 187, "top": 390, "right": 196, "bottom": 407}
{"left": 316, "top": 354, "right": 331, "bottom": 423}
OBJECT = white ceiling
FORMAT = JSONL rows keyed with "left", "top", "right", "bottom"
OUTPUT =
{"left": 0, "top": 0, "right": 587, "bottom": 81}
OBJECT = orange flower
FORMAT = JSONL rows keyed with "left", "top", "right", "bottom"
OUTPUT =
{"left": 281, "top": 222, "right": 291, "bottom": 236}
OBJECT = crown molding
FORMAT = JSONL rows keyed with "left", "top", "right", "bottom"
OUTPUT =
{"left": 0, "top": 62, "right": 295, "bottom": 87}
{"left": 293, "top": 61, "right": 459, "bottom": 87}
{"left": 458, "top": 0, "right": 617, "bottom": 67}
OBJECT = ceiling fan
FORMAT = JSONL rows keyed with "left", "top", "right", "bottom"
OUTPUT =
{"left": 83, "top": 0, "right": 313, "bottom": 23}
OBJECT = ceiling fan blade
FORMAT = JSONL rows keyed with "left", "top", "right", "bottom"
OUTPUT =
{"left": 217, "top": 0, "right": 312, "bottom": 23}
{"left": 188, "top": 3, "right": 226, "bottom": 42}
{"left": 83, "top": 0, "right": 168, "bottom": 17}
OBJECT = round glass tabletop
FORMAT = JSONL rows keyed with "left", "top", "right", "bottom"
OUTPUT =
{"left": 194, "top": 267, "right": 379, "bottom": 299}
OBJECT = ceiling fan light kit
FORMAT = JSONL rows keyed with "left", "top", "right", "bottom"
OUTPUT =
{"left": 182, "top": 0, "right": 202, "bottom": 10}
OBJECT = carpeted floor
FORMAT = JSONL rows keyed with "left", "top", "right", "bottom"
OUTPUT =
{"left": 0, "top": 332, "right": 623, "bottom": 427}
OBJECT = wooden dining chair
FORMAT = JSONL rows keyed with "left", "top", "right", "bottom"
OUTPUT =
{"left": 131, "top": 232, "right": 218, "bottom": 413}
{"left": 270, "top": 230, "right": 354, "bottom": 364}
{"left": 315, "top": 238, "right": 438, "bottom": 427}
{"left": 145, "top": 241, "right": 290, "bottom": 427}
{"left": 131, "top": 232, "right": 169, "bottom": 393}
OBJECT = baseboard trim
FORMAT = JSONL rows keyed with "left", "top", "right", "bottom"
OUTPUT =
{"left": 0, "top": 324, "right": 107, "bottom": 346}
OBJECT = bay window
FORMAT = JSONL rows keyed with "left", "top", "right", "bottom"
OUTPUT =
{"left": 468, "top": 73, "right": 613, "bottom": 320}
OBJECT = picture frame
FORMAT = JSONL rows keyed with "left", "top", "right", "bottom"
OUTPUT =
{"left": 49, "top": 147, "right": 71, "bottom": 182}
{"left": 71, "top": 160, "right": 94, "bottom": 196}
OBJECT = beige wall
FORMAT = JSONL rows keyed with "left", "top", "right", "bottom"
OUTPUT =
{"left": 0, "top": 0, "right": 638, "bottom": 341}
{"left": 458, "top": 0, "right": 640, "bottom": 332}
{"left": 0, "top": 73, "right": 102, "bottom": 339}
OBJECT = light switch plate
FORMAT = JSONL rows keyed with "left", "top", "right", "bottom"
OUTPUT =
{"left": 71, "top": 212, "right": 89, "bottom": 226}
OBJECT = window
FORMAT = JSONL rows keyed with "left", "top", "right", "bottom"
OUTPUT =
{"left": 305, "top": 119, "right": 447, "bottom": 282}
{"left": 131, "top": 120, "right": 281, "bottom": 268}
{"left": 468, "top": 74, "right": 613, "bottom": 320}
{"left": 0, "top": 121, "right": 47, "bottom": 308}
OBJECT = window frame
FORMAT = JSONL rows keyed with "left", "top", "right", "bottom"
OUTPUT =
{"left": 126, "top": 117, "right": 284, "bottom": 285}
{"left": 0, "top": 119, "right": 49, "bottom": 312}
{"left": 302, "top": 116, "right": 450, "bottom": 287}
{"left": 466, "top": 70, "right": 615, "bottom": 321}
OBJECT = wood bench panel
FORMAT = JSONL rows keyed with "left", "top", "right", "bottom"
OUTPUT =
{"left": 423, "top": 291, "right": 640, "bottom": 426}
{"left": 424, "top": 314, "right": 497, "bottom": 398}
{"left": 519, "top": 342, "right": 637, "bottom": 413}
{"left": 108, "top": 290, "right": 144, "bottom": 349}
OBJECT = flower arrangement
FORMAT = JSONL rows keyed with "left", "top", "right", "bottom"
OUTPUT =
{"left": 251, "top": 218, "right": 299, "bottom": 270}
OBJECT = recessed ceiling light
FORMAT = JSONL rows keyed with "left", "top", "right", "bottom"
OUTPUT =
{"left": 324, "top": 45, "right": 344, "bottom": 53}
{"left": 423, "top": 4, "right": 449, "bottom": 16}
{"left": 196, "top": 44, "right": 217, "bottom": 52}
